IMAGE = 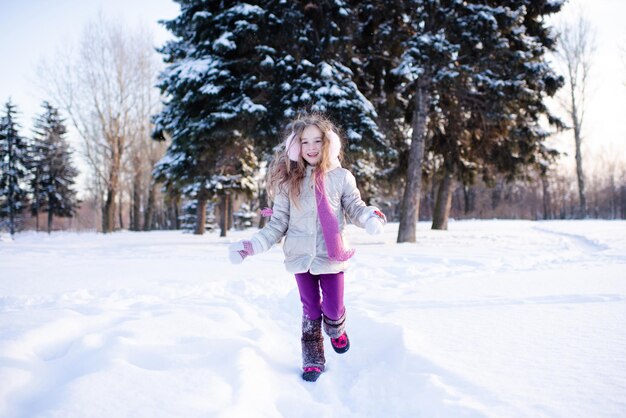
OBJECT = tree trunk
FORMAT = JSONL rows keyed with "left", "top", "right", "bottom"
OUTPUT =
{"left": 34, "top": 181, "right": 40, "bottom": 232}
{"left": 47, "top": 210, "right": 53, "bottom": 234}
{"left": 397, "top": 77, "right": 431, "bottom": 243}
{"left": 118, "top": 189, "right": 124, "bottom": 230}
{"left": 102, "top": 187, "right": 117, "bottom": 233}
{"left": 174, "top": 199, "right": 181, "bottom": 229}
{"left": 541, "top": 174, "right": 552, "bottom": 220}
{"left": 219, "top": 192, "right": 231, "bottom": 237}
{"left": 621, "top": 186, "right": 626, "bottom": 219}
{"left": 491, "top": 180, "right": 502, "bottom": 211}
{"left": 610, "top": 175, "right": 617, "bottom": 219}
{"left": 144, "top": 181, "right": 157, "bottom": 231}
{"left": 227, "top": 193, "right": 233, "bottom": 230}
{"left": 431, "top": 165, "right": 454, "bottom": 230}
{"left": 132, "top": 173, "right": 142, "bottom": 231}
{"left": 195, "top": 196, "right": 208, "bottom": 235}
{"left": 426, "top": 176, "right": 436, "bottom": 220}
{"left": 7, "top": 134, "right": 15, "bottom": 236}
{"left": 9, "top": 207, "right": 14, "bottom": 235}
{"left": 102, "top": 140, "right": 121, "bottom": 233}
{"left": 572, "top": 113, "right": 587, "bottom": 218}
{"left": 258, "top": 188, "right": 268, "bottom": 229}
{"left": 463, "top": 185, "right": 473, "bottom": 215}
{"left": 129, "top": 199, "right": 134, "bottom": 231}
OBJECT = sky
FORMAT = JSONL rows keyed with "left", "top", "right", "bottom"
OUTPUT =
{"left": 0, "top": 0, "right": 624, "bottom": 183}
{"left": 0, "top": 0, "right": 179, "bottom": 119}
{"left": 548, "top": 0, "right": 626, "bottom": 177}
{"left": 0, "top": 0, "right": 180, "bottom": 193}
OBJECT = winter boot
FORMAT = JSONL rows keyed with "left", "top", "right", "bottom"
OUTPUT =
{"left": 323, "top": 312, "right": 350, "bottom": 354}
{"left": 301, "top": 316, "right": 325, "bottom": 382}
{"left": 330, "top": 332, "right": 350, "bottom": 354}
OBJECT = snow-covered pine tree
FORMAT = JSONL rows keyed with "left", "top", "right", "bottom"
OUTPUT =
{"left": 392, "top": 0, "right": 564, "bottom": 236}
{"left": 490, "top": 0, "right": 564, "bottom": 178}
{"left": 154, "top": 1, "right": 392, "bottom": 233}
{"left": 348, "top": 0, "right": 414, "bottom": 208}
{"left": 0, "top": 100, "right": 30, "bottom": 236}
{"left": 426, "top": 0, "right": 565, "bottom": 229}
{"left": 391, "top": 0, "right": 458, "bottom": 241}
{"left": 264, "top": 1, "right": 388, "bottom": 196}
{"left": 30, "top": 102, "right": 80, "bottom": 233}
{"left": 424, "top": 1, "right": 519, "bottom": 230}
{"left": 153, "top": 1, "right": 264, "bottom": 235}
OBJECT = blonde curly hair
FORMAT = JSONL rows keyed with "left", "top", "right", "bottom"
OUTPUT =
{"left": 266, "top": 112, "right": 344, "bottom": 205}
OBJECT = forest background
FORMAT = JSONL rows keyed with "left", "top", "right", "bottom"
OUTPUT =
{"left": 1, "top": 0, "right": 625, "bottom": 240}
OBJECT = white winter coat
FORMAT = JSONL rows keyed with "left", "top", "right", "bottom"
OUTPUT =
{"left": 251, "top": 163, "right": 379, "bottom": 274}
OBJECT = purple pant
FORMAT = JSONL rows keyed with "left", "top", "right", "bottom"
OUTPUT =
{"left": 295, "top": 271, "right": 345, "bottom": 321}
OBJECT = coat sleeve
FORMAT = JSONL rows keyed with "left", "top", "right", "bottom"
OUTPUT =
{"left": 340, "top": 170, "right": 380, "bottom": 228}
{"left": 250, "top": 188, "right": 290, "bottom": 253}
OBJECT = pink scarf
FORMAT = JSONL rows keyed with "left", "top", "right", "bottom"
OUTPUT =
{"left": 314, "top": 170, "right": 355, "bottom": 262}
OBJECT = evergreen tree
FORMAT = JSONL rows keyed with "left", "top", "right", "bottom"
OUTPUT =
{"left": 0, "top": 100, "right": 30, "bottom": 236}
{"left": 392, "top": 0, "right": 456, "bottom": 241}
{"left": 392, "top": 0, "right": 564, "bottom": 235}
{"left": 262, "top": 1, "right": 387, "bottom": 194}
{"left": 153, "top": 1, "right": 264, "bottom": 235}
{"left": 30, "top": 102, "right": 80, "bottom": 233}
{"left": 153, "top": 1, "right": 390, "bottom": 233}
{"left": 429, "top": 0, "right": 564, "bottom": 229}
{"left": 349, "top": 0, "right": 413, "bottom": 200}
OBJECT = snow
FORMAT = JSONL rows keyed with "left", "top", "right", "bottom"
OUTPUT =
{"left": 214, "top": 32, "right": 236, "bottom": 52}
{"left": 260, "top": 55, "right": 275, "bottom": 68}
{"left": 199, "top": 83, "right": 223, "bottom": 95}
{"left": 192, "top": 11, "right": 211, "bottom": 21}
{"left": 320, "top": 62, "right": 334, "bottom": 79}
{"left": 315, "top": 85, "right": 346, "bottom": 98}
{"left": 1, "top": 219, "right": 625, "bottom": 417}
{"left": 239, "top": 97, "right": 267, "bottom": 115}
{"left": 227, "top": 3, "right": 264, "bottom": 17}
{"left": 168, "top": 57, "right": 217, "bottom": 82}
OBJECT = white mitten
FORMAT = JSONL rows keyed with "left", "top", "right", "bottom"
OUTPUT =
{"left": 228, "top": 240, "right": 255, "bottom": 264}
{"left": 365, "top": 210, "right": 386, "bottom": 235}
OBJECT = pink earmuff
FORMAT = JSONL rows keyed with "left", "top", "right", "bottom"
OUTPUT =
{"left": 284, "top": 130, "right": 341, "bottom": 162}
{"left": 285, "top": 132, "right": 300, "bottom": 162}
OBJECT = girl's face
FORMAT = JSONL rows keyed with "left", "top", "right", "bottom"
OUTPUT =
{"left": 300, "top": 125, "right": 324, "bottom": 166}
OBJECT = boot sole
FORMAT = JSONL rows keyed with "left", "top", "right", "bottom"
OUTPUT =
{"left": 302, "top": 370, "right": 322, "bottom": 382}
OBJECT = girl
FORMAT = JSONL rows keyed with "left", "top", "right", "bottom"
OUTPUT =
{"left": 228, "top": 112, "right": 386, "bottom": 382}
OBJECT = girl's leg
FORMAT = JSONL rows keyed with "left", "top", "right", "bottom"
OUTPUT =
{"left": 300, "top": 315, "right": 325, "bottom": 373}
{"left": 319, "top": 271, "right": 345, "bottom": 321}
{"left": 294, "top": 271, "right": 323, "bottom": 320}
{"left": 319, "top": 272, "right": 347, "bottom": 339}
{"left": 295, "top": 272, "right": 325, "bottom": 375}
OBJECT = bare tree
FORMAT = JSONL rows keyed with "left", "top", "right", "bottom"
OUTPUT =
{"left": 123, "top": 26, "right": 167, "bottom": 231}
{"left": 588, "top": 144, "right": 624, "bottom": 219}
{"left": 40, "top": 14, "right": 160, "bottom": 232}
{"left": 556, "top": 12, "right": 596, "bottom": 218}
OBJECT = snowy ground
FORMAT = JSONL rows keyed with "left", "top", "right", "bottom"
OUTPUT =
{"left": 1, "top": 220, "right": 625, "bottom": 418}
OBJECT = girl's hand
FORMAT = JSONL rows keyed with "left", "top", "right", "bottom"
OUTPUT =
{"left": 365, "top": 210, "right": 386, "bottom": 235}
{"left": 228, "top": 240, "right": 255, "bottom": 264}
